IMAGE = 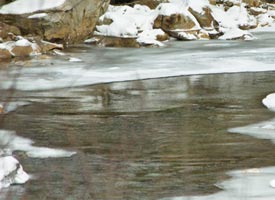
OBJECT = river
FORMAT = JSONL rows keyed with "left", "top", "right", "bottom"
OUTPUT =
{"left": 0, "top": 32, "right": 275, "bottom": 199}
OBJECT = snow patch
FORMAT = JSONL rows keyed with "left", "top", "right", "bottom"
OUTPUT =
{"left": 160, "top": 167, "right": 275, "bottom": 200}
{"left": 263, "top": 93, "right": 275, "bottom": 112}
{"left": 28, "top": 13, "right": 48, "bottom": 19}
{"left": 0, "top": 130, "right": 76, "bottom": 158}
{"left": 0, "top": 156, "right": 29, "bottom": 189}
{"left": 0, "top": 0, "right": 66, "bottom": 14}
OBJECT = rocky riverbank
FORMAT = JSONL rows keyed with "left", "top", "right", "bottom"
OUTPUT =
{"left": 0, "top": 0, "right": 275, "bottom": 59}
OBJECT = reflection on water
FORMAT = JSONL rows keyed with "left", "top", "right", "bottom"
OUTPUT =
{"left": 0, "top": 72, "right": 275, "bottom": 199}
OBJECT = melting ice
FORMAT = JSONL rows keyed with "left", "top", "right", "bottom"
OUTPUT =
{"left": 0, "top": 130, "right": 76, "bottom": 190}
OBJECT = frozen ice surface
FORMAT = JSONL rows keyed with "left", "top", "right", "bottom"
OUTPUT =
{"left": 2, "top": 40, "right": 275, "bottom": 91}
{"left": 0, "top": 130, "right": 76, "bottom": 158}
{"left": 160, "top": 167, "right": 275, "bottom": 200}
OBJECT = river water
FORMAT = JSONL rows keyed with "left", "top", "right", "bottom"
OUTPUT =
{"left": 0, "top": 33, "right": 275, "bottom": 199}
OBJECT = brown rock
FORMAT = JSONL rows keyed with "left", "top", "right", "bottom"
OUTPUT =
{"left": 133, "top": 0, "right": 168, "bottom": 9}
{"left": 0, "top": 104, "right": 3, "bottom": 114}
{"left": 91, "top": 36, "right": 140, "bottom": 47}
{"left": 249, "top": 7, "right": 267, "bottom": 16}
{"left": 0, "top": 47, "right": 12, "bottom": 59}
{"left": 0, "top": 0, "right": 110, "bottom": 44}
{"left": 11, "top": 45, "right": 33, "bottom": 57}
{"left": 188, "top": 6, "right": 215, "bottom": 29}
{"left": 165, "top": 30, "right": 198, "bottom": 41}
{"left": 156, "top": 32, "right": 169, "bottom": 41}
{"left": 34, "top": 39, "right": 64, "bottom": 53}
{"left": 0, "top": 22, "right": 21, "bottom": 41}
{"left": 154, "top": 13, "right": 197, "bottom": 31}
{"left": 243, "top": 0, "right": 261, "bottom": 7}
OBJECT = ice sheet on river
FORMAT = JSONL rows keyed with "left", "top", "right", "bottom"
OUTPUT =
{"left": 229, "top": 93, "right": 275, "bottom": 143}
{"left": 160, "top": 167, "right": 275, "bottom": 200}
{"left": 0, "top": 130, "right": 76, "bottom": 158}
{"left": 1, "top": 39, "right": 275, "bottom": 91}
{"left": 0, "top": 130, "right": 75, "bottom": 190}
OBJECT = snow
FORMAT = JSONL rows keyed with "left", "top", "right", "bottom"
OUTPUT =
{"left": 178, "top": 31, "right": 198, "bottom": 40}
{"left": 0, "top": 130, "right": 76, "bottom": 158}
{"left": 95, "top": 0, "right": 275, "bottom": 43}
{"left": 228, "top": 93, "right": 275, "bottom": 143}
{"left": 28, "top": 13, "right": 48, "bottom": 19}
{"left": 218, "top": 28, "right": 255, "bottom": 40}
{"left": 95, "top": 5, "right": 157, "bottom": 38}
{"left": 262, "top": 93, "right": 275, "bottom": 112}
{"left": 137, "top": 29, "right": 166, "bottom": 46}
{"left": 15, "top": 38, "right": 32, "bottom": 47}
{"left": 156, "top": 2, "right": 201, "bottom": 29}
{"left": 188, "top": 0, "right": 210, "bottom": 14}
{"left": 160, "top": 167, "right": 275, "bottom": 200}
{"left": 69, "top": 57, "right": 82, "bottom": 62}
{"left": 0, "top": 129, "right": 76, "bottom": 189}
{"left": 0, "top": 156, "right": 29, "bottom": 189}
{"left": 0, "top": 102, "right": 30, "bottom": 114}
{"left": 0, "top": 0, "right": 66, "bottom": 14}
{"left": 0, "top": 38, "right": 41, "bottom": 57}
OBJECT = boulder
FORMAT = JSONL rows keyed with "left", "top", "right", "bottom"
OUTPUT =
{"left": 0, "top": 0, "right": 110, "bottom": 44}
{"left": 110, "top": 0, "right": 168, "bottom": 9}
{"left": 0, "top": 47, "right": 12, "bottom": 59}
{"left": 243, "top": 0, "right": 261, "bottom": 7}
{"left": 154, "top": 13, "right": 198, "bottom": 31}
{"left": 132, "top": 0, "right": 168, "bottom": 9}
{"left": 88, "top": 35, "right": 140, "bottom": 47}
{"left": 0, "top": 22, "right": 21, "bottom": 41}
{"left": 188, "top": 6, "right": 216, "bottom": 29}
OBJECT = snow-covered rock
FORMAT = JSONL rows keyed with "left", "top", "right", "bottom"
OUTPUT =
{"left": 0, "top": 155, "right": 29, "bottom": 189}
{"left": 0, "top": 38, "right": 40, "bottom": 58}
{"left": 0, "top": 0, "right": 109, "bottom": 44}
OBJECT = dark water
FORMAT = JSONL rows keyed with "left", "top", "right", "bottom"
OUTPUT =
{"left": 1, "top": 71, "right": 275, "bottom": 199}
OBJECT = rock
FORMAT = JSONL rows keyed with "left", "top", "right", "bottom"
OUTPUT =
{"left": 165, "top": 30, "right": 199, "bottom": 41}
{"left": 154, "top": 13, "right": 197, "bottom": 31}
{"left": 0, "top": 0, "right": 110, "bottom": 44}
{"left": 0, "top": 22, "right": 21, "bottom": 41}
{"left": 132, "top": 0, "right": 168, "bottom": 9}
{"left": 90, "top": 35, "right": 140, "bottom": 47}
{"left": 0, "top": 38, "right": 41, "bottom": 58}
{"left": 34, "top": 39, "right": 64, "bottom": 53}
{"left": 110, "top": 0, "right": 168, "bottom": 9}
{"left": 243, "top": 0, "right": 261, "bottom": 7}
{"left": 0, "top": 47, "right": 12, "bottom": 59}
{"left": 137, "top": 29, "right": 169, "bottom": 46}
{"left": 11, "top": 44, "right": 34, "bottom": 57}
{"left": 188, "top": 6, "right": 216, "bottom": 29}
{"left": 0, "top": 104, "right": 3, "bottom": 114}
{"left": 249, "top": 7, "right": 267, "bottom": 15}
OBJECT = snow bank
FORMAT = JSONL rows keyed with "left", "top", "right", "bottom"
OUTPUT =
{"left": 95, "top": 0, "right": 264, "bottom": 43}
{"left": 96, "top": 5, "right": 157, "bottom": 38}
{"left": 0, "top": 0, "right": 66, "bottom": 14}
{"left": 218, "top": 28, "right": 255, "bottom": 40}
